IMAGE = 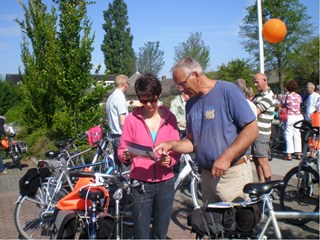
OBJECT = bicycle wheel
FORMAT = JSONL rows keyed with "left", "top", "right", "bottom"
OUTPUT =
{"left": 268, "top": 140, "right": 273, "bottom": 161}
{"left": 11, "top": 144, "right": 22, "bottom": 170}
{"left": 280, "top": 166, "right": 319, "bottom": 225}
{"left": 15, "top": 183, "right": 68, "bottom": 239}
{"left": 191, "top": 174, "right": 202, "bottom": 208}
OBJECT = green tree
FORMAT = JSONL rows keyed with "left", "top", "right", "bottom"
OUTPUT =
{"left": 53, "top": 0, "right": 104, "bottom": 138}
{"left": 0, "top": 79, "right": 22, "bottom": 115}
{"left": 216, "top": 58, "right": 256, "bottom": 88}
{"left": 288, "top": 37, "right": 319, "bottom": 86}
{"left": 174, "top": 32, "right": 210, "bottom": 71}
{"left": 101, "top": 0, "right": 135, "bottom": 76}
{"left": 137, "top": 41, "right": 165, "bottom": 77}
{"left": 16, "top": 0, "right": 105, "bottom": 139}
{"left": 239, "top": 0, "right": 313, "bottom": 93}
{"left": 16, "top": 0, "right": 59, "bottom": 129}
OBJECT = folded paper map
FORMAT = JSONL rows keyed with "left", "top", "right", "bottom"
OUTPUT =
{"left": 125, "top": 140, "right": 158, "bottom": 161}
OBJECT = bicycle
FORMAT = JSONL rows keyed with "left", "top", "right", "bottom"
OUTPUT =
{"left": 52, "top": 171, "right": 142, "bottom": 240}
{"left": 14, "top": 136, "right": 116, "bottom": 239}
{"left": 269, "top": 121, "right": 286, "bottom": 161}
{"left": 189, "top": 180, "right": 320, "bottom": 239}
{"left": 5, "top": 122, "right": 27, "bottom": 170}
{"left": 279, "top": 120, "right": 319, "bottom": 225}
{"left": 174, "top": 153, "right": 202, "bottom": 209}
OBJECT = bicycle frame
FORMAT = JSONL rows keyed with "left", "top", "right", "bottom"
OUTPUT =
{"left": 174, "top": 154, "right": 201, "bottom": 209}
{"left": 257, "top": 192, "right": 320, "bottom": 239}
{"left": 15, "top": 158, "right": 109, "bottom": 217}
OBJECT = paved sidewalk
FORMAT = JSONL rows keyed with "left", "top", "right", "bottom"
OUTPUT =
{"left": 0, "top": 156, "right": 318, "bottom": 239}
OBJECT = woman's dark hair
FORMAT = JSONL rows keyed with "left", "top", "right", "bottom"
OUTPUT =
{"left": 286, "top": 80, "right": 298, "bottom": 92}
{"left": 134, "top": 73, "right": 162, "bottom": 98}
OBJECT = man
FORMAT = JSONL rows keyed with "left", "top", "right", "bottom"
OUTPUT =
{"left": 252, "top": 73, "right": 274, "bottom": 183}
{"left": 106, "top": 74, "right": 130, "bottom": 172}
{"left": 170, "top": 91, "right": 190, "bottom": 139}
{"left": 155, "top": 57, "right": 258, "bottom": 203}
{"left": 305, "top": 82, "right": 320, "bottom": 121}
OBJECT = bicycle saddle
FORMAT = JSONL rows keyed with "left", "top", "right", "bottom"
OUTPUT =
{"left": 243, "top": 180, "right": 284, "bottom": 200}
{"left": 45, "top": 150, "right": 59, "bottom": 159}
{"left": 79, "top": 187, "right": 106, "bottom": 202}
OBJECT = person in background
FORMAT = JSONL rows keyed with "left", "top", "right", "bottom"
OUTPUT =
{"left": 0, "top": 116, "right": 8, "bottom": 175}
{"left": 234, "top": 79, "right": 256, "bottom": 116}
{"left": 170, "top": 91, "right": 190, "bottom": 139}
{"left": 106, "top": 74, "right": 130, "bottom": 172}
{"left": 118, "top": 73, "right": 180, "bottom": 239}
{"left": 305, "top": 82, "right": 320, "bottom": 121}
{"left": 282, "top": 80, "right": 303, "bottom": 160}
{"left": 252, "top": 73, "right": 274, "bottom": 183}
{"left": 155, "top": 57, "right": 258, "bottom": 204}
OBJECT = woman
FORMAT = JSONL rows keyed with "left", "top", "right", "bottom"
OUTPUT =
{"left": 118, "top": 73, "right": 180, "bottom": 239}
{"left": 282, "top": 80, "right": 303, "bottom": 160}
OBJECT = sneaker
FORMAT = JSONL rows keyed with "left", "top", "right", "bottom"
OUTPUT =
{"left": 0, "top": 170, "right": 8, "bottom": 175}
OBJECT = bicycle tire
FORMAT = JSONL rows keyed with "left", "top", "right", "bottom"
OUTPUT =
{"left": 11, "top": 144, "right": 22, "bottom": 170}
{"left": 191, "top": 174, "right": 202, "bottom": 208}
{"left": 14, "top": 183, "right": 68, "bottom": 239}
{"left": 268, "top": 141, "right": 273, "bottom": 161}
{"left": 280, "top": 165, "right": 319, "bottom": 225}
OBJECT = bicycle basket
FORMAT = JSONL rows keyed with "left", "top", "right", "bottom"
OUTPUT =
{"left": 87, "top": 125, "right": 103, "bottom": 147}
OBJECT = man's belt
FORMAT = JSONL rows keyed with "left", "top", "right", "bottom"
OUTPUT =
{"left": 230, "top": 156, "right": 246, "bottom": 168}
{"left": 199, "top": 156, "right": 247, "bottom": 171}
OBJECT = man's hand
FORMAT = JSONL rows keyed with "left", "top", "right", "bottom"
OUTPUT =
{"left": 211, "top": 156, "right": 231, "bottom": 178}
{"left": 157, "top": 153, "right": 171, "bottom": 167}
{"left": 154, "top": 142, "right": 173, "bottom": 156}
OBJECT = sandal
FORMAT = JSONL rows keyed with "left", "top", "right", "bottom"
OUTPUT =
{"left": 283, "top": 155, "right": 292, "bottom": 161}
{"left": 295, "top": 153, "right": 302, "bottom": 160}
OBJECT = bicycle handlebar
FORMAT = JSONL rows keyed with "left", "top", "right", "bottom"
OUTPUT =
{"left": 293, "top": 120, "right": 314, "bottom": 131}
{"left": 69, "top": 171, "right": 141, "bottom": 190}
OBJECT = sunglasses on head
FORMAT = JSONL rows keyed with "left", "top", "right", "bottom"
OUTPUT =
{"left": 139, "top": 97, "right": 158, "bottom": 104}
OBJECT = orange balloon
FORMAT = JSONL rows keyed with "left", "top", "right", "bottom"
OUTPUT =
{"left": 262, "top": 19, "right": 287, "bottom": 44}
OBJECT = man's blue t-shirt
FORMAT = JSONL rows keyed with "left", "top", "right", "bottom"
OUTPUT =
{"left": 186, "top": 80, "right": 256, "bottom": 168}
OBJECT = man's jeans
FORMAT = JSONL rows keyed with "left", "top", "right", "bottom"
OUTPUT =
{"left": 112, "top": 135, "right": 130, "bottom": 172}
{"left": 131, "top": 177, "right": 175, "bottom": 239}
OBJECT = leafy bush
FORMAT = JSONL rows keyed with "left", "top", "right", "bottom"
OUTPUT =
{"left": 24, "top": 128, "right": 55, "bottom": 159}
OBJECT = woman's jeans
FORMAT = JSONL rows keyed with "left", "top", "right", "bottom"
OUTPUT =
{"left": 131, "top": 177, "right": 175, "bottom": 239}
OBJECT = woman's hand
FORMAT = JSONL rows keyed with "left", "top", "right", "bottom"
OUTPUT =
{"left": 157, "top": 152, "right": 171, "bottom": 167}
{"left": 122, "top": 149, "right": 134, "bottom": 163}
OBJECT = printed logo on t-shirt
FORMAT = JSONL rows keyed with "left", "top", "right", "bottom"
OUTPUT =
{"left": 205, "top": 109, "right": 215, "bottom": 120}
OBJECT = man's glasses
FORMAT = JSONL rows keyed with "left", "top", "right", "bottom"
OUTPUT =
{"left": 176, "top": 72, "right": 193, "bottom": 88}
{"left": 139, "top": 98, "right": 158, "bottom": 104}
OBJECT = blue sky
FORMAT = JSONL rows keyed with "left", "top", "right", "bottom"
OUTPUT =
{"left": 0, "top": 0, "right": 319, "bottom": 79}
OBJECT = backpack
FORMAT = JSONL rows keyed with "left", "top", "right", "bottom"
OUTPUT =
{"left": 187, "top": 206, "right": 236, "bottom": 239}
{"left": 234, "top": 204, "right": 261, "bottom": 233}
{"left": 50, "top": 209, "right": 80, "bottom": 239}
{"left": 187, "top": 203, "right": 261, "bottom": 238}
{"left": 19, "top": 167, "right": 51, "bottom": 197}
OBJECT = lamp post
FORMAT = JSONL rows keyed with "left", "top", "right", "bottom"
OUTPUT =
{"left": 257, "top": 0, "right": 265, "bottom": 73}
